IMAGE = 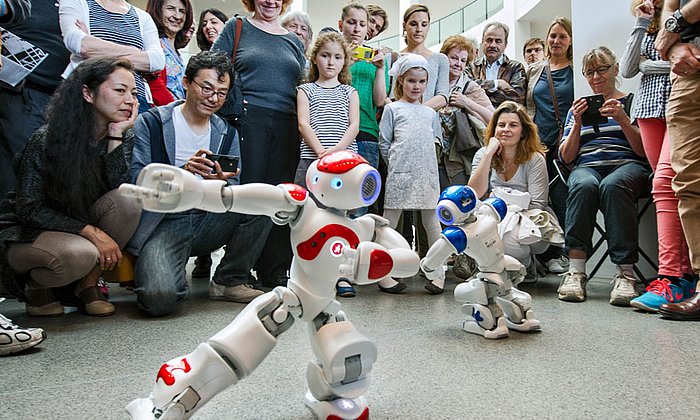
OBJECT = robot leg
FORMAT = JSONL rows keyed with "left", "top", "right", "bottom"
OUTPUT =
{"left": 127, "top": 290, "right": 295, "bottom": 420}
{"left": 304, "top": 309, "right": 377, "bottom": 420}
{"left": 454, "top": 278, "right": 509, "bottom": 339}
{"left": 496, "top": 288, "right": 541, "bottom": 332}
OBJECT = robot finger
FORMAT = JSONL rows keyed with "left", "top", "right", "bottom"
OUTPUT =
{"left": 118, "top": 184, "right": 160, "bottom": 200}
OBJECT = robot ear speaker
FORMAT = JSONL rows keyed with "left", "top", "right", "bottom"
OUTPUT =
{"left": 361, "top": 171, "right": 381, "bottom": 204}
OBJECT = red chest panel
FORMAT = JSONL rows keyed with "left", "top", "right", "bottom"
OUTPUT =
{"left": 297, "top": 224, "right": 360, "bottom": 260}
{"left": 156, "top": 358, "right": 191, "bottom": 386}
{"left": 280, "top": 183, "right": 308, "bottom": 202}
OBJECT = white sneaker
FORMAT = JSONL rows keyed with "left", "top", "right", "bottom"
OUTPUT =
{"left": 547, "top": 256, "right": 569, "bottom": 274}
{"left": 609, "top": 272, "right": 639, "bottom": 306}
{"left": 557, "top": 271, "right": 588, "bottom": 302}
{"left": 208, "top": 282, "right": 264, "bottom": 303}
{"left": 0, "top": 307, "right": 46, "bottom": 356}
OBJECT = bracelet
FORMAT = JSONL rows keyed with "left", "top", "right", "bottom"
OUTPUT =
{"left": 105, "top": 135, "right": 124, "bottom": 141}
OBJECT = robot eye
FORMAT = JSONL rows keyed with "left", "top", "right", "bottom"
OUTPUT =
{"left": 311, "top": 175, "right": 320, "bottom": 185}
{"left": 331, "top": 177, "right": 343, "bottom": 190}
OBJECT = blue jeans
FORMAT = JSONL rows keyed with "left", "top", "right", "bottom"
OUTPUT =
{"left": 354, "top": 139, "right": 379, "bottom": 216}
{"left": 134, "top": 210, "right": 268, "bottom": 316}
{"left": 565, "top": 162, "right": 651, "bottom": 264}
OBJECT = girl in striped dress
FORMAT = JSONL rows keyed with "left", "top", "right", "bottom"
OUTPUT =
{"left": 294, "top": 31, "right": 360, "bottom": 188}
{"left": 295, "top": 32, "right": 360, "bottom": 298}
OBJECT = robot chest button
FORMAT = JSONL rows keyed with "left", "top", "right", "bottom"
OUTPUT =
{"left": 311, "top": 242, "right": 317, "bottom": 247}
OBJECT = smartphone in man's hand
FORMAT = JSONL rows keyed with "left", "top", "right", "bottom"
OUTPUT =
{"left": 206, "top": 154, "right": 239, "bottom": 173}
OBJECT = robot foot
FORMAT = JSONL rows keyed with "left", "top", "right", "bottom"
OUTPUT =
{"left": 462, "top": 316, "right": 509, "bottom": 340}
{"left": 304, "top": 390, "right": 369, "bottom": 420}
{"left": 504, "top": 309, "right": 541, "bottom": 333}
{"left": 126, "top": 398, "right": 157, "bottom": 420}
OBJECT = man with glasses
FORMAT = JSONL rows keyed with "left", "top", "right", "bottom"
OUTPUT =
{"left": 127, "top": 51, "right": 267, "bottom": 316}
{"left": 523, "top": 37, "right": 545, "bottom": 66}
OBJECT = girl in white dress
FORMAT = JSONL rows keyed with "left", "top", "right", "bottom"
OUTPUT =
{"left": 378, "top": 54, "right": 444, "bottom": 294}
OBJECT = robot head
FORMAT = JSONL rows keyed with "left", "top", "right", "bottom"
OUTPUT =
{"left": 306, "top": 151, "right": 381, "bottom": 210}
{"left": 435, "top": 185, "right": 478, "bottom": 226}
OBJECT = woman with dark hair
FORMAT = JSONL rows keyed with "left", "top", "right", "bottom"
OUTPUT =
{"left": 197, "top": 8, "right": 228, "bottom": 51}
{"left": 145, "top": 0, "right": 194, "bottom": 105}
{"left": 0, "top": 57, "right": 142, "bottom": 317}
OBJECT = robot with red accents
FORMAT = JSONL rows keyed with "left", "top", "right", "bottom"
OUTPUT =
{"left": 419, "top": 185, "right": 541, "bottom": 340}
{"left": 120, "top": 150, "right": 419, "bottom": 420}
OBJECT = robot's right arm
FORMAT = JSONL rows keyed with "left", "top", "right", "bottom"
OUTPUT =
{"left": 120, "top": 164, "right": 304, "bottom": 220}
{"left": 420, "top": 227, "right": 464, "bottom": 281}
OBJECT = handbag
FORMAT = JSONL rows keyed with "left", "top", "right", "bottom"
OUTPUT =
{"left": 453, "top": 110, "right": 483, "bottom": 154}
{"left": 217, "top": 16, "right": 245, "bottom": 126}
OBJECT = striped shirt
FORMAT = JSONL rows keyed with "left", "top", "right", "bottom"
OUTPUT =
{"left": 561, "top": 95, "right": 646, "bottom": 168}
{"left": 298, "top": 82, "right": 357, "bottom": 159}
{"left": 87, "top": 0, "right": 146, "bottom": 97}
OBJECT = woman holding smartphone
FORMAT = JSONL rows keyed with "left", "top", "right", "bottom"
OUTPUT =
{"left": 557, "top": 46, "right": 650, "bottom": 307}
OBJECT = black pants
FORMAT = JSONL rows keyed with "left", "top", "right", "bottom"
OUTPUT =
{"left": 237, "top": 105, "right": 300, "bottom": 285}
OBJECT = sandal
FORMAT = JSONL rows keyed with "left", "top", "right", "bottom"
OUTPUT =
{"left": 76, "top": 286, "right": 115, "bottom": 317}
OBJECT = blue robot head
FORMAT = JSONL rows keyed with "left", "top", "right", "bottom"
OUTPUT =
{"left": 435, "top": 185, "right": 478, "bottom": 226}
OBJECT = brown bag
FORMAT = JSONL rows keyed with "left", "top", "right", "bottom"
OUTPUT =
{"left": 453, "top": 110, "right": 483, "bottom": 154}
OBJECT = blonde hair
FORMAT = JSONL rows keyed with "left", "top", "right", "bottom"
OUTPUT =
{"left": 483, "top": 101, "right": 547, "bottom": 171}
{"left": 545, "top": 17, "right": 573, "bottom": 62}
{"left": 307, "top": 32, "right": 352, "bottom": 85}
{"left": 341, "top": 1, "right": 368, "bottom": 21}
{"left": 393, "top": 66, "right": 428, "bottom": 101}
{"left": 630, "top": 0, "right": 661, "bottom": 34}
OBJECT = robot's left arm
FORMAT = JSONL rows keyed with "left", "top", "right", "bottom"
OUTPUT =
{"left": 420, "top": 228, "right": 462, "bottom": 281}
{"left": 120, "top": 163, "right": 304, "bottom": 221}
{"left": 340, "top": 215, "right": 419, "bottom": 285}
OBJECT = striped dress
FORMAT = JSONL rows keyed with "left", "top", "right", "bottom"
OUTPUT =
{"left": 298, "top": 82, "right": 357, "bottom": 159}
{"left": 87, "top": 0, "right": 146, "bottom": 97}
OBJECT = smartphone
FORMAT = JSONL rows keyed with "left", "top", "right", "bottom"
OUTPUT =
{"left": 580, "top": 94, "right": 607, "bottom": 127}
{"left": 206, "top": 154, "right": 239, "bottom": 173}
{"left": 352, "top": 45, "right": 375, "bottom": 62}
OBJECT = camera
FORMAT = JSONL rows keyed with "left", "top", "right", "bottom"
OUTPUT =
{"left": 352, "top": 45, "right": 375, "bottom": 62}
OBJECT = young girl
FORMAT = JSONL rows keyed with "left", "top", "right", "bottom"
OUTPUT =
{"left": 294, "top": 31, "right": 360, "bottom": 188}
{"left": 295, "top": 32, "right": 360, "bottom": 299}
{"left": 378, "top": 54, "right": 444, "bottom": 295}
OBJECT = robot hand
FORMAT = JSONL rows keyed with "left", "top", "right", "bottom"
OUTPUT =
{"left": 339, "top": 241, "right": 395, "bottom": 285}
{"left": 120, "top": 163, "right": 229, "bottom": 213}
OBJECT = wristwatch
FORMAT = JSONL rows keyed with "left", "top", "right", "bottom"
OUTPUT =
{"left": 664, "top": 9, "right": 689, "bottom": 33}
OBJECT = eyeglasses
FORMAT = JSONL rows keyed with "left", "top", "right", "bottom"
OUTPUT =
{"left": 525, "top": 47, "right": 543, "bottom": 54}
{"left": 583, "top": 65, "right": 612, "bottom": 78}
{"left": 191, "top": 79, "right": 228, "bottom": 99}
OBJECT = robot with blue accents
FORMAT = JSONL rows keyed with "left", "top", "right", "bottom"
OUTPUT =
{"left": 420, "top": 185, "right": 541, "bottom": 339}
{"left": 120, "top": 150, "right": 419, "bottom": 419}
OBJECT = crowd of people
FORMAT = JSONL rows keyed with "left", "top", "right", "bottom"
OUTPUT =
{"left": 0, "top": 0, "right": 699, "bottom": 357}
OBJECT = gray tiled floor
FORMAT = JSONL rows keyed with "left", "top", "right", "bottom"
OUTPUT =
{"left": 1, "top": 267, "right": 699, "bottom": 419}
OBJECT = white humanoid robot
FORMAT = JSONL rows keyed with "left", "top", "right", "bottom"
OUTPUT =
{"left": 419, "top": 185, "right": 541, "bottom": 340}
{"left": 120, "top": 150, "right": 419, "bottom": 420}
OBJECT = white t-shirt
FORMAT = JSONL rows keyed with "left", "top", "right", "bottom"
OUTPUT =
{"left": 173, "top": 105, "right": 210, "bottom": 168}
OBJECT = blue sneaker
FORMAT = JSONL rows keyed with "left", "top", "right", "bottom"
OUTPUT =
{"left": 630, "top": 277, "right": 694, "bottom": 312}
{"left": 336, "top": 279, "right": 356, "bottom": 298}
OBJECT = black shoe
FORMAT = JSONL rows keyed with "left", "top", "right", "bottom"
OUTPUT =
{"left": 378, "top": 281, "right": 407, "bottom": 294}
{"left": 424, "top": 281, "right": 444, "bottom": 295}
{"left": 192, "top": 255, "right": 213, "bottom": 278}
